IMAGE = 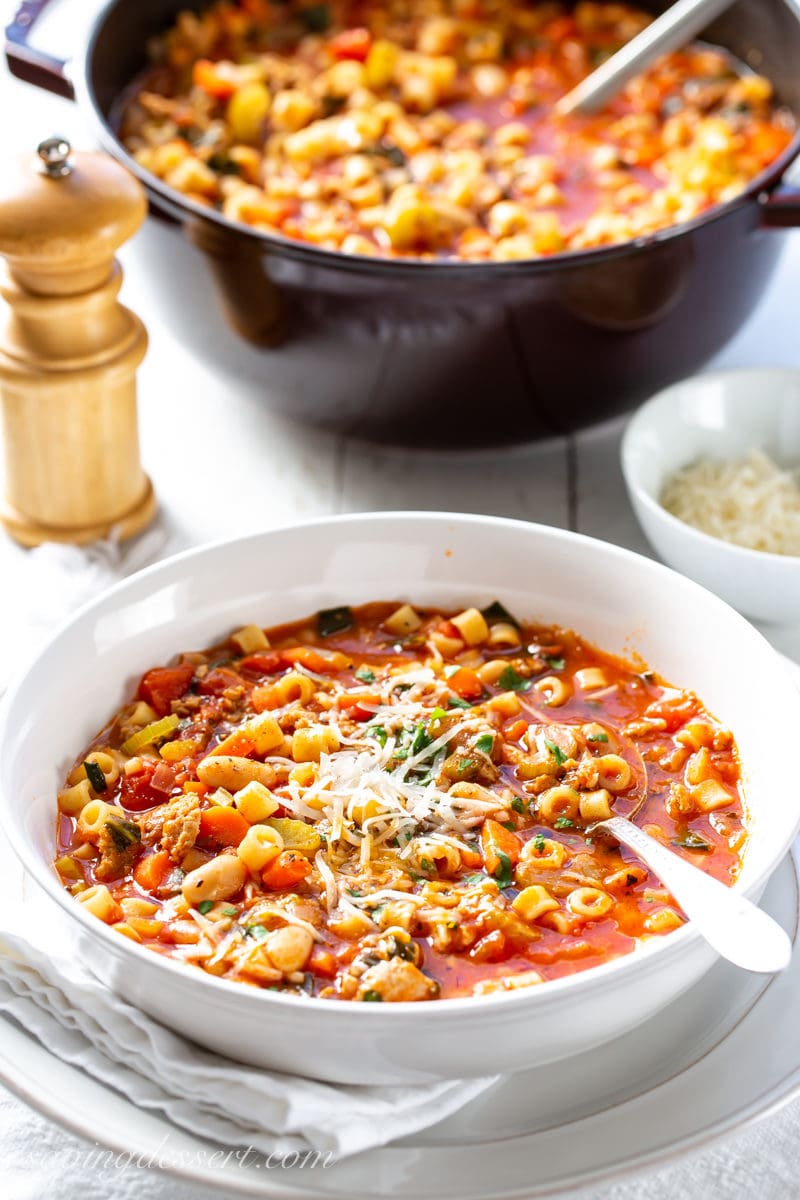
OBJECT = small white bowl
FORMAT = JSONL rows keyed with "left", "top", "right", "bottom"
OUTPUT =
{"left": 621, "top": 368, "right": 800, "bottom": 624}
{"left": 1, "top": 513, "right": 800, "bottom": 1084}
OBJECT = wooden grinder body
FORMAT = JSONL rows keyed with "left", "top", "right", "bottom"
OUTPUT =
{"left": 0, "top": 140, "right": 156, "bottom": 546}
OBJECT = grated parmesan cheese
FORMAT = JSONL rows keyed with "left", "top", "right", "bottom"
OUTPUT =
{"left": 660, "top": 449, "right": 800, "bottom": 556}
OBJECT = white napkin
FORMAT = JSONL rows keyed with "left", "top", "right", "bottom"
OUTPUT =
{"left": 0, "top": 892, "right": 495, "bottom": 1160}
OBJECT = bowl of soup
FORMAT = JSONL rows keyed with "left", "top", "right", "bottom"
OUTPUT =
{"left": 0, "top": 512, "right": 798, "bottom": 1082}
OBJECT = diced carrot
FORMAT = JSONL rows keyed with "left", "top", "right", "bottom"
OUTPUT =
{"left": 192, "top": 58, "right": 239, "bottom": 99}
{"left": 449, "top": 667, "right": 484, "bottom": 701}
{"left": 459, "top": 846, "right": 483, "bottom": 869}
{"left": 133, "top": 849, "right": 172, "bottom": 893}
{"left": 335, "top": 692, "right": 380, "bottom": 721}
{"left": 308, "top": 945, "right": 338, "bottom": 978}
{"left": 261, "top": 850, "right": 312, "bottom": 890}
{"left": 280, "top": 646, "right": 343, "bottom": 673}
{"left": 504, "top": 718, "right": 529, "bottom": 742}
{"left": 750, "top": 125, "right": 791, "bottom": 165}
{"left": 250, "top": 685, "right": 279, "bottom": 712}
{"left": 481, "top": 818, "right": 523, "bottom": 875}
{"left": 198, "top": 806, "right": 250, "bottom": 847}
{"left": 183, "top": 780, "right": 209, "bottom": 797}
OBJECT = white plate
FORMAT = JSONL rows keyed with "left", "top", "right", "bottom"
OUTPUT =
{"left": 0, "top": 847, "right": 798, "bottom": 1198}
{"left": 2, "top": 654, "right": 799, "bottom": 1197}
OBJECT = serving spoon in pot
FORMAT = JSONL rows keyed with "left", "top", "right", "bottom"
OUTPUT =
{"left": 557, "top": 0, "right": 739, "bottom": 116}
{"left": 590, "top": 813, "right": 792, "bottom": 974}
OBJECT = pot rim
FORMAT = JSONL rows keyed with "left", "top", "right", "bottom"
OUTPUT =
{"left": 74, "top": 0, "right": 800, "bottom": 278}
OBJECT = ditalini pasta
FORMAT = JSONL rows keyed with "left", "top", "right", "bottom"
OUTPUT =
{"left": 55, "top": 601, "right": 746, "bottom": 1001}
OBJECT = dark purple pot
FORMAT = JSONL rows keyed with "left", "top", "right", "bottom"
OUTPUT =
{"left": 7, "top": 0, "right": 800, "bottom": 446}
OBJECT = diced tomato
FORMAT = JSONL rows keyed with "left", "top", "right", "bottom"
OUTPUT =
{"left": 261, "top": 850, "right": 312, "bottom": 890}
{"left": 120, "top": 761, "right": 167, "bottom": 812}
{"left": 198, "top": 806, "right": 250, "bottom": 848}
{"left": 238, "top": 652, "right": 282, "bottom": 676}
{"left": 197, "top": 667, "right": 243, "bottom": 696}
{"left": 439, "top": 619, "right": 463, "bottom": 641}
{"left": 449, "top": 667, "right": 484, "bottom": 701}
{"left": 133, "top": 849, "right": 172, "bottom": 893}
{"left": 481, "top": 819, "right": 522, "bottom": 876}
{"left": 138, "top": 663, "right": 195, "bottom": 717}
{"left": 329, "top": 27, "right": 372, "bottom": 61}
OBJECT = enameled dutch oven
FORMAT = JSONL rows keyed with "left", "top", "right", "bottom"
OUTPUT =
{"left": 6, "top": 0, "right": 800, "bottom": 445}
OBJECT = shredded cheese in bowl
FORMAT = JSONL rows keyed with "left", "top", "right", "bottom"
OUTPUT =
{"left": 660, "top": 450, "right": 800, "bottom": 556}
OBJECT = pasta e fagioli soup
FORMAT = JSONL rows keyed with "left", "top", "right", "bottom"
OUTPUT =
{"left": 55, "top": 600, "right": 745, "bottom": 1002}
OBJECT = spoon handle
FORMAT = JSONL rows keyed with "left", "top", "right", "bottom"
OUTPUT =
{"left": 557, "top": 0, "right": 736, "bottom": 115}
{"left": 596, "top": 816, "right": 792, "bottom": 974}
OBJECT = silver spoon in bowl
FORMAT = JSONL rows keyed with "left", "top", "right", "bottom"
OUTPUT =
{"left": 589, "top": 812, "right": 792, "bottom": 974}
{"left": 556, "top": 0, "right": 739, "bottom": 116}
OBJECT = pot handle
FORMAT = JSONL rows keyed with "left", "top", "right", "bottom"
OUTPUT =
{"left": 759, "top": 176, "right": 800, "bottom": 229}
{"left": 5, "top": 0, "right": 74, "bottom": 100}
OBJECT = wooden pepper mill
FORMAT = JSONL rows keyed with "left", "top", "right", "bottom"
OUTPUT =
{"left": 0, "top": 137, "right": 157, "bottom": 546}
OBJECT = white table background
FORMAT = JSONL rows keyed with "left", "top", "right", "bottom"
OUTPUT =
{"left": 2, "top": 3, "right": 800, "bottom": 1195}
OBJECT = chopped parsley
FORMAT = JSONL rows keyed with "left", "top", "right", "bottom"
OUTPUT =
{"left": 221, "top": 906, "right": 239, "bottom": 917}
{"left": 362, "top": 990, "right": 383, "bottom": 1002}
{"left": 501, "top": 821, "right": 516, "bottom": 833}
{"left": 411, "top": 722, "right": 433, "bottom": 756}
{"left": 493, "top": 849, "right": 514, "bottom": 888}
{"left": 475, "top": 733, "right": 494, "bottom": 756}
{"left": 511, "top": 797, "right": 526, "bottom": 815}
{"left": 672, "top": 831, "right": 713, "bottom": 852}
{"left": 554, "top": 816, "right": 575, "bottom": 830}
{"left": 457, "top": 757, "right": 476, "bottom": 773}
{"left": 498, "top": 664, "right": 531, "bottom": 692}
{"left": 197, "top": 899, "right": 214, "bottom": 915}
{"left": 430, "top": 706, "right": 448, "bottom": 722}
{"left": 544, "top": 739, "right": 568, "bottom": 766}
{"left": 419, "top": 857, "right": 435, "bottom": 873}
{"left": 463, "top": 871, "right": 487, "bottom": 885}
{"left": 448, "top": 696, "right": 472, "bottom": 709}
{"left": 83, "top": 760, "right": 107, "bottom": 793}
{"left": 346, "top": 887, "right": 363, "bottom": 897}
{"left": 355, "top": 666, "right": 375, "bottom": 683}
{"left": 368, "top": 724, "right": 388, "bottom": 747}
{"left": 245, "top": 924, "right": 269, "bottom": 940}
{"left": 588, "top": 732, "right": 609, "bottom": 743}
{"left": 545, "top": 655, "right": 566, "bottom": 671}
{"left": 534, "top": 832, "right": 546, "bottom": 852}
